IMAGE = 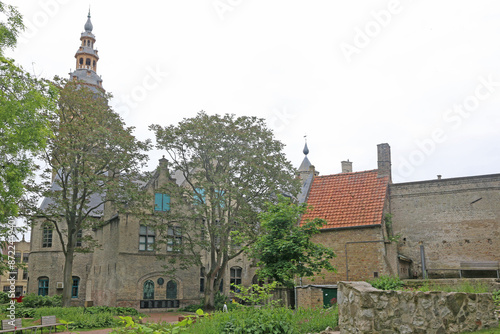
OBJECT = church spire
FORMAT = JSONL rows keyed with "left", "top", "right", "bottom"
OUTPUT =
{"left": 69, "top": 11, "right": 104, "bottom": 91}
{"left": 298, "top": 137, "right": 312, "bottom": 172}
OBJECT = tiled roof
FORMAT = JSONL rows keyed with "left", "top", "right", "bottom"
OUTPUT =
{"left": 300, "top": 170, "right": 389, "bottom": 229}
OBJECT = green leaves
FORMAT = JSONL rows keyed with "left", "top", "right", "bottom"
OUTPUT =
{"left": 252, "top": 195, "right": 336, "bottom": 288}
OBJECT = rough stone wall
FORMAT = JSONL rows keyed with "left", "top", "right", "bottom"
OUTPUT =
{"left": 338, "top": 281, "right": 499, "bottom": 334}
{"left": 390, "top": 174, "right": 500, "bottom": 278}
{"left": 300, "top": 226, "right": 393, "bottom": 286}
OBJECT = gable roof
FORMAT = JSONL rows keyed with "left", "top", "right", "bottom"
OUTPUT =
{"left": 300, "top": 170, "right": 389, "bottom": 229}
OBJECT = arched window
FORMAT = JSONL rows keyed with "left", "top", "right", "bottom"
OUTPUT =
{"left": 86, "top": 58, "right": 91, "bottom": 66}
{"left": 143, "top": 280, "right": 154, "bottom": 300}
{"left": 230, "top": 267, "right": 242, "bottom": 291}
{"left": 79, "top": 57, "right": 83, "bottom": 65}
{"left": 93, "top": 60, "right": 96, "bottom": 67}
{"left": 72, "top": 277, "right": 80, "bottom": 298}
{"left": 166, "top": 280, "right": 177, "bottom": 299}
{"left": 38, "top": 277, "right": 49, "bottom": 296}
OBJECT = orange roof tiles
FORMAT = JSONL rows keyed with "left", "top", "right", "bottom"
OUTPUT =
{"left": 300, "top": 170, "right": 389, "bottom": 230}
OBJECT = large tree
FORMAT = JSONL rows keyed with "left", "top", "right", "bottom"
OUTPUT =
{"left": 30, "top": 78, "right": 150, "bottom": 306}
{"left": 250, "top": 195, "right": 336, "bottom": 288}
{"left": 0, "top": 2, "right": 55, "bottom": 236}
{"left": 150, "top": 111, "right": 300, "bottom": 310}
{"left": 0, "top": 2, "right": 56, "bottom": 278}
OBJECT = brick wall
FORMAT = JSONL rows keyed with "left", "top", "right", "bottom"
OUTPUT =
{"left": 301, "top": 226, "right": 394, "bottom": 285}
{"left": 390, "top": 174, "right": 500, "bottom": 278}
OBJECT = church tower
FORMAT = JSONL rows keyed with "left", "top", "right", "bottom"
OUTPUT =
{"left": 69, "top": 11, "right": 104, "bottom": 92}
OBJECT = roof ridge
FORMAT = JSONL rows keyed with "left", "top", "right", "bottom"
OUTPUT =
{"left": 316, "top": 169, "right": 379, "bottom": 178}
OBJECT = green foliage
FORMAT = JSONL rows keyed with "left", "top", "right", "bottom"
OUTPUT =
{"left": 384, "top": 214, "right": 400, "bottom": 242}
{"left": 21, "top": 293, "right": 62, "bottom": 307}
{"left": 214, "top": 291, "right": 227, "bottom": 311}
{"left": 151, "top": 112, "right": 300, "bottom": 310}
{"left": 230, "top": 281, "right": 278, "bottom": 306}
{"left": 180, "top": 303, "right": 204, "bottom": 312}
{"left": 0, "top": 291, "right": 10, "bottom": 304}
{"left": 186, "top": 306, "right": 339, "bottom": 334}
{"left": 368, "top": 275, "right": 404, "bottom": 290}
{"left": 493, "top": 289, "right": 500, "bottom": 307}
{"left": 250, "top": 195, "right": 336, "bottom": 288}
{"left": 111, "top": 309, "right": 206, "bottom": 334}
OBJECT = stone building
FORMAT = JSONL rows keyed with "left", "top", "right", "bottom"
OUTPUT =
{"left": 28, "top": 13, "right": 256, "bottom": 309}
{"left": 1, "top": 237, "right": 30, "bottom": 298}
{"left": 295, "top": 142, "right": 500, "bottom": 308}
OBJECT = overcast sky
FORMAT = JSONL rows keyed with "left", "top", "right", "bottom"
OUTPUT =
{"left": 6, "top": 0, "right": 500, "bottom": 183}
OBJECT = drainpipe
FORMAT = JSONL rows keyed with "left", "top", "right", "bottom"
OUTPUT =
{"left": 420, "top": 245, "right": 427, "bottom": 279}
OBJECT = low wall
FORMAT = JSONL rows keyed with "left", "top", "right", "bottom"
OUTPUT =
{"left": 338, "top": 281, "right": 499, "bottom": 334}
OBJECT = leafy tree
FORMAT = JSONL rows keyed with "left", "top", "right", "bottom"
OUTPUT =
{"left": 0, "top": 2, "right": 55, "bottom": 273}
{"left": 251, "top": 195, "right": 336, "bottom": 288}
{"left": 29, "top": 78, "right": 150, "bottom": 306}
{"left": 150, "top": 112, "right": 299, "bottom": 310}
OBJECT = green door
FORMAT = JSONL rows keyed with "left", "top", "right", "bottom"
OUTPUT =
{"left": 322, "top": 288, "right": 337, "bottom": 308}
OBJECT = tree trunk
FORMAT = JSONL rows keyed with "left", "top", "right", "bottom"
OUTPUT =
{"left": 203, "top": 274, "right": 216, "bottom": 311}
{"left": 62, "top": 246, "right": 74, "bottom": 307}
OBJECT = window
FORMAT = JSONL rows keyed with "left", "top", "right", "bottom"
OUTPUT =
{"left": 85, "top": 58, "right": 91, "bottom": 66}
{"left": 193, "top": 188, "right": 205, "bottom": 205}
{"left": 166, "top": 280, "right": 177, "bottom": 299}
{"left": 230, "top": 267, "right": 242, "bottom": 291}
{"left": 76, "top": 230, "right": 83, "bottom": 247}
{"left": 14, "top": 286, "right": 22, "bottom": 298}
{"left": 11, "top": 268, "right": 18, "bottom": 280}
{"left": 72, "top": 277, "right": 80, "bottom": 298}
{"left": 3, "top": 286, "right": 9, "bottom": 293}
{"left": 167, "top": 227, "right": 182, "bottom": 252}
{"left": 42, "top": 226, "right": 52, "bottom": 248}
{"left": 200, "top": 268, "right": 205, "bottom": 293}
{"left": 139, "top": 225, "right": 155, "bottom": 251}
{"left": 154, "top": 193, "right": 170, "bottom": 211}
{"left": 22, "top": 270, "right": 28, "bottom": 280}
{"left": 79, "top": 57, "right": 83, "bottom": 65}
{"left": 14, "top": 252, "right": 21, "bottom": 263}
{"left": 143, "top": 280, "right": 154, "bottom": 300}
{"left": 38, "top": 277, "right": 49, "bottom": 296}
{"left": 23, "top": 253, "right": 29, "bottom": 263}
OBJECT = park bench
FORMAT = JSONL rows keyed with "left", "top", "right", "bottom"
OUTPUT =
{"left": 459, "top": 261, "right": 500, "bottom": 278}
{"left": 30, "top": 316, "right": 63, "bottom": 334}
{"left": 0, "top": 318, "right": 32, "bottom": 333}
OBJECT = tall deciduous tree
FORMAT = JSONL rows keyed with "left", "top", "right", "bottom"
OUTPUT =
{"left": 0, "top": 2, "right": 55, "bottom": 232}
{"left": 31, "top": 78, "right": 150, "bottom": 306}
{"left": 251, "top": 195, "right": 336, "bottom": 288}
{"left": 150, "top": 111, "right": 300, "bottom": 310}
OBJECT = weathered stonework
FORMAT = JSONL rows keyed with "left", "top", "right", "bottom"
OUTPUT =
{"left": 338, "top": 281, "right": 499, "bottom": 334}
{"left": 391, "top": 174, "right": 500, "bottom": 278}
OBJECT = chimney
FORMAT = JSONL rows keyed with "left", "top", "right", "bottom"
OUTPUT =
{"left": 377, "top": 143, "right": 392, "bottom": 182}
{"left": 341, "top": 160, "right": 352, "bottom": 173}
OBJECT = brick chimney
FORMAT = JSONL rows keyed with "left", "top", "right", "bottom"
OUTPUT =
{"left": 377, "top": 143, "right": 392, "bottom": 182}
{"left": 341, "top": 160, "right": 352, "bottom": 173}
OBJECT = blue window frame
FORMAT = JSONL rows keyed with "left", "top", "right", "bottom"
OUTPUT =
{"left": 154, "top": 193, "right": 170, "bottom": 211}
{"left": 38, "top": 277, "right": 49, "bottom": 296}
{"left": 72, "top": 277, "right": 80, "bottom": 298}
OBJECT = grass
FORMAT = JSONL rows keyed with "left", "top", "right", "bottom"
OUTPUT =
{"left": 467, "top": 328, "right": 500, "bottom": 334}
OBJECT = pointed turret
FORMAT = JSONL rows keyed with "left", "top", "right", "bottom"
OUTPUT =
{"left": 297, "top": 139, "right": 318, "bottom": 203}
{"left": 69, "top": 11, "right": 104, "bottom": 92}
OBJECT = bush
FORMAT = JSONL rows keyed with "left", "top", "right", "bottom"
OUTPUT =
{"left": 493, "top": 289, "right": 500, "bottom": 307}
{"left": 368, "top": 275, "right": 404, "bottom": 290}
{"left": 0, "top": 292, "right": 10, "bottom": 304}
{"left": 180, "top": 303, "right": 204, "bottom": 312}
{"left": 22, "top": 294, "right": 62, "bottom": 308}
{"left": 185, "top": 306, "right": 338, "bottom": 334}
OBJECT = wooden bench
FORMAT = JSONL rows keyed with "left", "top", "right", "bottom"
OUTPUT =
{"left": 30, "top": 316, "right": 63, "bottom": 334}
{"left": 459, "top": 261, "right": 500, "bottom": 278}
{"left": 0, "top": 318, "right": 32, "bottom": 333}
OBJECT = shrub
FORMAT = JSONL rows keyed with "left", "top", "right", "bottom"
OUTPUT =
{"left": 493, "top": 289, "right": 500, "bottom": 307}
{"left": 180, "top": 303, "right": 204, "bottom": 312}
{"left": 185, "top": 306, "right": 338, "bottom": 334}
{"left": 0, "top": 292, "right": 10, "bottom": 304}
{"left": 368, "top": 275, "right": 404, "bottom": 290}
{"left": 22, "top": 294, "right": 62, "bottom": 308}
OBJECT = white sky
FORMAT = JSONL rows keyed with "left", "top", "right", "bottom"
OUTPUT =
{"left": 6, "top": 0, "right": 500, "bottom": 183}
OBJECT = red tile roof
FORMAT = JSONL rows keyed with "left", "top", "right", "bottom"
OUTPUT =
{"left": 300, "top": 170, "right": 389, "bottom": 229}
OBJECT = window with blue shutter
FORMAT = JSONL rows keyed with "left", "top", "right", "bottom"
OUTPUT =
{"left": 154, "top": 193, "right": 170, "bottom": 211}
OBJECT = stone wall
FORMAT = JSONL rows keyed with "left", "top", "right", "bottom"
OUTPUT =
{"left": 338, "top": 281, "right": 499, "bottom": 334}
{"left": 390, "top": 174, "right": 500, "bottom": 278}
